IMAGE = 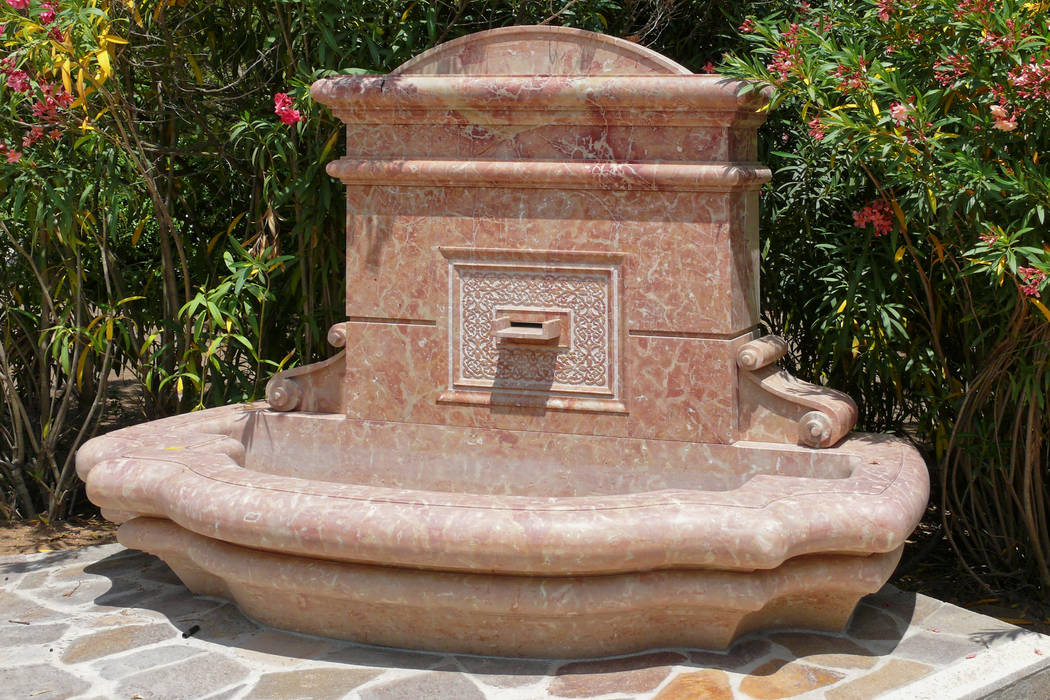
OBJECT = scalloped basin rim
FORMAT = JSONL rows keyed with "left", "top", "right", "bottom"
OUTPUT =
{"left": 78, "top": 403, "right": 930, "bottom": 577}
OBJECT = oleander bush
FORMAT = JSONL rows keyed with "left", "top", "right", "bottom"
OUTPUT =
{"left": 722, "top": 0, "right": 1050, "bottom": 593}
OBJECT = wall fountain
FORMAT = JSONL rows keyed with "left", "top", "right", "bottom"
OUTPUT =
{"left": 77, "top": 26, "right": 928, "bottom": 658}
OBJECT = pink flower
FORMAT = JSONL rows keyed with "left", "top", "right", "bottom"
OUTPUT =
{"left": 953, "top": 0, "right": 993, "bottom": 19}
{"left": 273, "top": 92, "right": 293, "bottom": 110}
{"left": 877, "top": 0, "right": 893, "bottom": 21}
{"left": 739, "top": 18, "right": 756, "bottom": 33}
{"left": 278, "top": 108, "right": 301, "bottom": 125}
{"left": 767, "top": 48, "right": 796, "bottom": 82}
{"left": 808, "top": 116, "right": 826, "bottom": 140}
{"left": 852, "top": 199, "right": 894, "bottom": 237}
{"left": 6, "top": 69, "right": 30, "bottom": 92}
{"left": 6, "top": 149, "right": 21, "bottom": 163}
{"left": 32, "top": 98, "right": 58, "bottom": 121}
{"left": 1019, "top": 267, "right": 1047, "bottom": 298}
{"left": 48, "top": 128, "right": 61, "bottom": 140}
{"left": 933, "top": 54, "right": 972, "bottom": 87}
{"left": 835, "top": 60, "right": 869, "bottom": 91}
{"left": 990, "top": 104, "right": 1018, "bottom": 131}
{"left": 4, "top": 0, "right": 30, "bottom": 10}
{"left": 48, "top": 27, "right": 64, "bottom": 42}
{"left": 702, "top": 61, "right": 717, "bottom": 74}
{"left": 889, "top": 101, "right": 912, "bottom": 125}
{"left": 979, "top": 232, "right": 998, "bottom": 245}
{"left": 21, "top": 125, "right": 43, "bottom": 148}
{"left": 273, "top": 92, "right": 302, "bottom": 125}
{"left": 38, "top": 2, "right": 55, "bottom": 25}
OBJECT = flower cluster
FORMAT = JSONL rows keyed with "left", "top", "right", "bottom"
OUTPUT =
{"left": 852, "top": 199, "right": 894, "bottom": 237}
{"left": 6, "top": 68, "right": 29, "bottom": 92}
{"left": 808, "top": 116, "right": 826, "bottom": 140}
{"left": 273, "top": 92, "right": 301, "bottom": 125}
{"left": 989, "top": 103, "right": 1017, "bottom": 131}
{"left": 0, "top": 141, "right": 21, "bottom": 163}
{"left": 834, "top": 60, "right": 869, "bottom": 91}
{"left": 39, "top": 2, "right": 56, "bottom": 25}
{"left": 952, "top": 0, "right": 994, "bottom": 20}
{"left": 1008, "top": 57, "right": 1050, "bottom": 100}
{"left": 933, "top": 54, "right": 972, "bottom": 87}
{"left": 2, "top": 56, "right": 30, "bottom": 93}
{"left": 767, "top": 48, "right": 797, "bottom": 82}
{"left": 979, "top": 27, "right": 1019, "bottom": 52}
{"left": 4, "top": 0, "right": 29, "bottom": 9}
{"left": 1, "top": 55, "right": 72, "bottom": 155}
{"left": 739, "top": 18, "right": 756, "bottom": 34}
{"left": 877, "top": 0, "right": 894, "bottom": 22}
{"left": 889, "top": 101, "right": 913, "bottom": 125}
{"left": 1018, "top": 267, "right": 1047, "bottom": 298}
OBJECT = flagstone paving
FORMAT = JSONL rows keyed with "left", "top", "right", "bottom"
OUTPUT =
{"left": 2, "top": 544, "right": 1049, "bottom": 699}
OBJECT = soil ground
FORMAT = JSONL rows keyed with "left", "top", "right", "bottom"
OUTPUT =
{"left": 0, "top": 517, "right": 117, "bottom": 555}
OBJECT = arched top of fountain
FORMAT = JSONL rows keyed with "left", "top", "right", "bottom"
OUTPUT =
{"left": 391, "top": 25, "right": 692, "bottom": 76}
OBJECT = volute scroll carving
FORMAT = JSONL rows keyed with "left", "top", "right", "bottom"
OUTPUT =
{"left": 737, "top": 335, "right": 858, "bottom": 448}
{"left": 264, "top": 323, "right": 349, "bottom": 413}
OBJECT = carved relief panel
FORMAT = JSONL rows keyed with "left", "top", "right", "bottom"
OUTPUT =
{"left": 439, "top": 248, "right": 625, "bottom": 413}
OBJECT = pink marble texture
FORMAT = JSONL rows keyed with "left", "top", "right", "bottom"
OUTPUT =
{"left": 77, "top": 404, "right": 924, "bottom": 654}
{"left": 76, "top": 26, "right": 929, "bottom": 656}
{"left": 119, "top": 516, "right": 901, "bottom": 657}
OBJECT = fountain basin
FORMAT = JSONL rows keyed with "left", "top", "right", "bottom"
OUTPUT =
{"left": 76, "top": 404, "right": 926, "bottom": 656}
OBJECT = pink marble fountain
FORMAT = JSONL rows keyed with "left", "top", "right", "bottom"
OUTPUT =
{"left": 76, "top": 26, "right": 929, "bottom": 658}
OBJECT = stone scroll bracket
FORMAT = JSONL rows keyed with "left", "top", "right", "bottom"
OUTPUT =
{"left": 736, "top": 336, "right": 858, "bottom": 448}
{"left": 264, "top": 323, "right": 348, "bottom": 413}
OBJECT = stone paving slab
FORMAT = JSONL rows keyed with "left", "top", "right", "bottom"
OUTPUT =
{"left": 2, "top": 544, "right": 1049, "bottom": 699}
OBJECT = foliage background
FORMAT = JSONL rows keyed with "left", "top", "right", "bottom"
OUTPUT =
{"left": 2, "top": 0, "right": 1048, "bottom": 596}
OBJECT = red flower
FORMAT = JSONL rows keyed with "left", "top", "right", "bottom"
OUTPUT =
{"left": 808, "top": 116, "right": 826, "bottom": 140}
{"left": 767, "top": 48, "right": 796, "bottom": 82}
{"left": 933, "top": 54, "right": 972, "bottom": 87}
{"left": 6, "top": 69, "right": 30, "bottom": 92}
{"left": 6, "top": 149, "right": 22, "bottom": 163}
{"left": 273, "top": 92, "right": 302, "bottom": 125}
{"left": 278, "top": 108, "right": 301, "bottom": 125}
{"left": 39, "top": 2, "right": 55, "bottom": 25}
{"left": 48, "top": 27, "right": 65, "bottom": 42}
{"left": 889, "top": 101, "right": 913, "bottom": 125}
{"left": 1019, "top": 267, "right": 1047, "bottom": 298}
{"left": 21, "top": 125, "right": 44, "bottom": 148}
{"left": 274, "top": 92, "right": 293, "bottom": 110}
{"left": 990, "top": 103, "right": 1017, "bottom": 132}
{"left": 834, "top": 60, "right": 868, "bottom": 91}
{"left": 852, "top": 200, "right": 894, "bottom": 237}
{"left": 739, "top": 18, "right": 756, "bottom": 34}
{"left": 4, "top": 0, "right": 30, "bottom": 10}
